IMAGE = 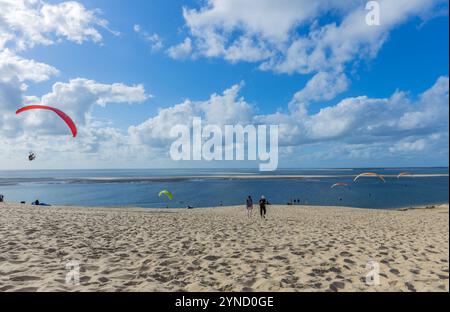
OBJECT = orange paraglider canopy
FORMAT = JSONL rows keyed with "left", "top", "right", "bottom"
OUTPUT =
{"left": 354, "top": 172, "right": 386, "bottom": 183}
{"left": 397, "top": 172, "right": 412, "bottom": 179}
{"left": 331, "top": 182, "right": 349, "bottom": 189}
{"left": 16, "top": 105, "right": 77, "bottom": 138}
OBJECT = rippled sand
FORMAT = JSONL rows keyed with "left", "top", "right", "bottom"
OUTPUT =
{"left": 0, "top": 203, "right": 448, "bottom": 292}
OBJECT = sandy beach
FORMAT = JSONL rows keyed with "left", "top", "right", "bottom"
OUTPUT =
{"left": 0, "top": 203, "right": 448, "bottom": 292}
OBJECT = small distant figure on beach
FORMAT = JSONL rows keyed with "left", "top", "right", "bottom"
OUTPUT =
{"left": 31, "top": 199, "right": 51, "bottom": 206}
{"left": 259, "top": 195, "right": 267, "bottom": 219}
{"left": 246, "top": 195, "right": 253, "bottom": 218}
{"left": 0, "top": 194, "right": 4, "bottom": 203}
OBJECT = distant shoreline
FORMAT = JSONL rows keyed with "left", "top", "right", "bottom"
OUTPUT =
{"left": 1, "top": 173, "right": 448, "bottom": 185}
{"left": 2, "top": 202, "right": 448, "bottom": 212}
{"left": 0, "top": 166, "right": 449, "bottom": 172}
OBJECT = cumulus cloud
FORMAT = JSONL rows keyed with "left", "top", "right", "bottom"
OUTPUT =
{"left": 169, "top": 0, "right": 448, "bottom": 102}
{"left": 167, "top": 37, "right": 193, "bottom": 59}
{"left": 0, "top": 0, "right": 116, "bottom": 50}
{"left": 0, "top": 76, "right": 150, "bottom": 139}
{"left": 1, "top": 74, "right": 448, "bottom": 168}
{"left": 128, "top": 76, "right": 448, "bottom": 164}
{"left": 181, "top": 0, "right": 356, "bottom": 46}
{"left": 290, "top": 70, "right": 349, "bottom": 107}
{"left": 0, "top": 48, "right": 60, "bottom": 136}
{"left": 0, "top": 73, "right": 154, "bottom": 168}
{"left": 0, "top": 49, "right": 59, "bottom": 82}
{"left": 261, "top": 77, "right": 449, "bottom": 149}
{"left": 129, "top": 82, "right": 254, "bottom": 147}
{"left": 22, "top": 78, "right": 149, "bottom": 134}
{"left": 177, "top": 0, "right": 445, "bottom": 68}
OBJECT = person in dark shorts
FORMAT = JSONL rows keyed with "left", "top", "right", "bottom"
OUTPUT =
{"left": 259, "top": 195, "right": 267, "bottom": 219}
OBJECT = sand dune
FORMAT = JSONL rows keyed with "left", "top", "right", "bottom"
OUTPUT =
{"left": 0, "top": 203, "right": 448, "bottom": 292}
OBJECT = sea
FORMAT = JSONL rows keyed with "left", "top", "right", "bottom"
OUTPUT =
{"left": 0, "top": 168, "right": 448, "bottom": 209}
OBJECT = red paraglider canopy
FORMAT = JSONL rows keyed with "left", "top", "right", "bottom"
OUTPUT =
{"left": 16, "top": 105, "right": 77, "bottom": 138}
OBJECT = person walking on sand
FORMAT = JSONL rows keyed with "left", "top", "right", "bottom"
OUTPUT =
{"left": 259, "top": 195, "right": 267, "bottom": 219}
{"left": 246, "top": 195, "right": 253, "bottom": 218}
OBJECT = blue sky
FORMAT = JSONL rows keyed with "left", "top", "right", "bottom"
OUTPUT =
{"left": 0, "top": 0, "right": 449, "bottom": 169}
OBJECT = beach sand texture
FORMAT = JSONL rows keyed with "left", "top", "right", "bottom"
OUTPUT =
{"left": 0, "top": 203, "right": 448, "bottom": 292}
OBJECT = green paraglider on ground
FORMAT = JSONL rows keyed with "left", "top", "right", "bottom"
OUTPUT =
{"left": 159, "top": 190, "right": 173, "bottom": 200}
{"left": 159, "top": 190, "right": 173, "bottom": 208}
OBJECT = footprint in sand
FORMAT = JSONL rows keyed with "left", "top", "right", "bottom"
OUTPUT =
{"left": 97, "top": 276, "right": 110, "bottom": 283}
{"left": 9, "top": 275, "right": 41, "bottom": 282}
{"left": 203, "top": 255, "right": 220, "bottom": 261}
{"left": 329, "top": 281, "right": 345, "bottom": 292}
{"left": 405, "top": 282, "right": 416, "bottom": 292}
{"left": 343, "top": 258, "right": 355, "bottom": 265}
{"left": 389, "top": 268, "right": 400, "bottom": 276}
{"left": 14, "top": 287, "right": 39, "bottom": 292}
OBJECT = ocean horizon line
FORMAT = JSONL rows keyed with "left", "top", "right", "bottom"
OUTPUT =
{"left": 0, "top": 166, "right": 449, "bottom": 172}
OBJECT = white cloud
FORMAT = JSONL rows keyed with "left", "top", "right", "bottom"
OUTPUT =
{"left": 0, "top": 0, "right": 115, "bottom": 50}
{"left": 0, "top": 49, "right": 60, "bottom": 136}
{"left": 0, "top": 74, "right": 154, "bottom": 167}
{"left": 0, "top": 49, "right": 59, "bottom": 82}
{"left": 129, "top": 82, "right": 253, "bottom": 148}
{"left": 261, "top": 76, "right": 449, "bottom": 148}
{"left": 398, "top": 76, "right": 449, "bottom": 130}
{"left": 181, "top": 0, "right": 356, "bottom": 44}
{"left": 290, "top": 70, "right": 349, "bottom": 107}
{"left": 224, "top": 35, "right": 274, "bottom": 63}
{"left": 178, "top": 0, "right": 445, "bottom": 68}
{"left": 199, "top": 82, "right": 253, "bottom": 125}
{"left": 389, "top": 138, "right": 428, "bottom": 153}
{"left": 0, "top": 77, "right": 150, "bottom": 141}
{"left": 38, "top": 78, "right": 150, "bottom": 128}
{"left": 170, "top": 0, "right": 447, "bottom": 102}
{"left": 134, "top": 24, "right": 164, "bottom": 52}
{"left": 1, "top": 76, "right": 448, "bottom": 168}
{"left": 129, "top": 76, "right": 448, "bottom": 164}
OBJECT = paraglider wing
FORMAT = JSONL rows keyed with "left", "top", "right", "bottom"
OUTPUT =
{"left": 158, "top": 190, "right": 173, "bottom": 200}
{"left": 16, "top": 105, "right": 77, "bottom": 138}
{"left": 354, "top": 172, "right": 385, "bottom": 183}
{"left": 331, "top": 182, "right": 349, "bottom": 189}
